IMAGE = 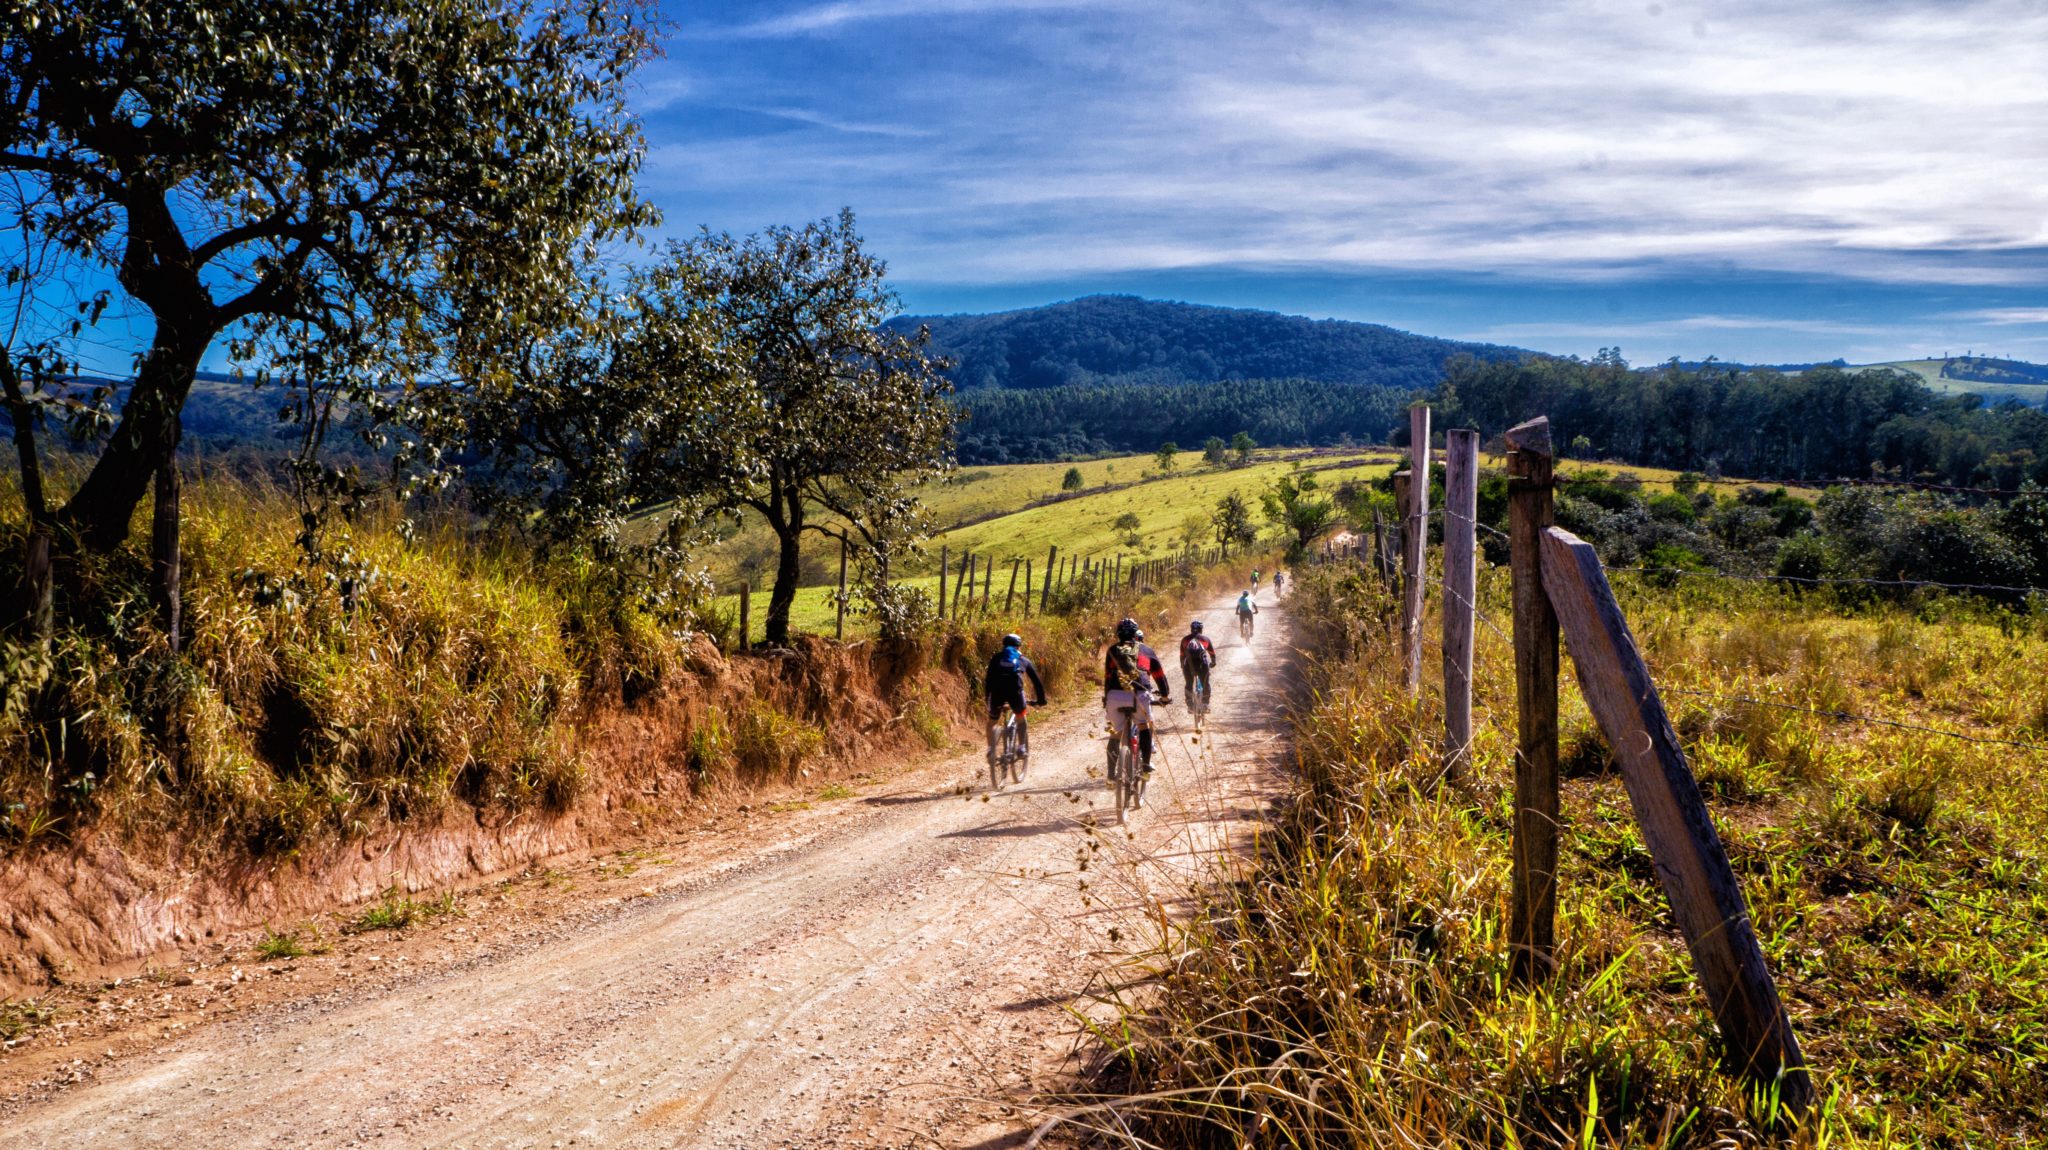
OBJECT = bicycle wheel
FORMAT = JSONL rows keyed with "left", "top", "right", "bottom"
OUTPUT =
{"left": 990, "top": 716, "right": 1008, "bottom": 791}
{"left": 1012, "top": 725, "right": 1028, "bottom": 783}
{"left": 1113, "top": 742, "right": 1132, "bottom": 823}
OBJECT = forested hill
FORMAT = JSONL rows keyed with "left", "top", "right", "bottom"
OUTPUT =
{"left": 895, "top": 295, "right": 1528, "bottom": 390}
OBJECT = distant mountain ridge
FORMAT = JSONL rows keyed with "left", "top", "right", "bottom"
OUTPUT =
{"left": 893, "top": 294, "right": 1529, "bottom": 391}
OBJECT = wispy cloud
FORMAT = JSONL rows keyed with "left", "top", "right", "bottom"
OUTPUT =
{"left": 693, "top": 0, "right": 1106, "bottom": 39}
{"left": 1952, "top": 308, "right": 2048, "bottom": 326}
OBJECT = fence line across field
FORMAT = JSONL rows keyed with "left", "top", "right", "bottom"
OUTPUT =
{"left": 1555, "top": 471, "right": 2039, "bottom": 499}
{"left": 1604, "top": 564, "right": 2048, "bottom": 599}
{"left": 1656, "top": 686, "right": 2048, "bottom": 755}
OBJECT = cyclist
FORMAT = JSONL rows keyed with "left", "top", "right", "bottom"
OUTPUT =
{"left": 1250, "top": 568, "right": 1262, "bottom": 593}
{"left": 1273, "top": 569, "right": 1286, "bottom": 596}
{"left": 1236, "top": 589, "right": 1259, "bottom": 636}
{"left": 1179, "top": 620, "right": 1216, "bottom": 704}
{"left": 1102, "top": 617, "right": 1169, "bottom": 780}
{"left": 983, "top": 633, "right": 1048, "bottom": 768}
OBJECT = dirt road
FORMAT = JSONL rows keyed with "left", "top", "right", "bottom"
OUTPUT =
{"left": 1, "top": 590, "right": 1292, "bottom": 1149}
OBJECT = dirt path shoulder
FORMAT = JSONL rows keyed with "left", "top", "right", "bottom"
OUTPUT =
{"left": 0, "top": 589, "right": 1295, "bottom": 1149}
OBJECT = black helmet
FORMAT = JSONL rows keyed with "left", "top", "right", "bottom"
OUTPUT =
{"left": 1115, "top": 617, "right": 1140, "bottom": 642}
{"left": 1002, "top": 633, "right": 1023, "bottom": 649}
{"left": 1190, "top": 620, "right": 1204, "bottom": 633}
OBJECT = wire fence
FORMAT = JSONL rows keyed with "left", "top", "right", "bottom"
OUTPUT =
{"left": 1654, "top": 686, "right": 2048, "bottom": 755}
{"left": 1555, "top": 471, "right": 2039, "bottom": 499}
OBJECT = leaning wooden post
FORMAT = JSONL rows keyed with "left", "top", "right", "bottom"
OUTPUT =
{"left": 1041, "top": 545, "right": 1058, "bottom": 612}
{"left": 1004, "top": 559, "right": 1020, "bottom": 612}
{"left": 1505, "top": 416, "right": 1559, "bottom": 984}
{"left": 1540, "top": 525, "right": 1812, "bottom": 1110}
{"left": 955, "top": 551, "right": 972, "bottom": 616}
{"left": 1442, "top": 428, "right": 1479, "bottom": 783}
{"left": 1023, "top": 560, "right": 1034, "bottom": 615}
{"left": 1403, "top": 405, "right": 1430, "bottom": 696}
{"left": 737, "top": 582, "right": 751, "bottom": 653}
{"left": 835, "top": 538, "right": 848, "bottom": 641}
{"left": 981, "top": 556, "right": 994, "bottom": 610}
{"left": 938, "top": 544, "right": 949, "bottom": 621}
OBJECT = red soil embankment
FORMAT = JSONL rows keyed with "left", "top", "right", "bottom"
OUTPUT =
{"left": 0, "top": 632, "right": 974, "bottom": 995}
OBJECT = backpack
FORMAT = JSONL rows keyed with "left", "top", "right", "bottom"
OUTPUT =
{"left": 1107, "top": 641, "right": 1144, "bottom": 690}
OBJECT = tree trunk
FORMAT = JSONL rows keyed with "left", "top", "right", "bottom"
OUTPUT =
{"left": 763, "top": 484, "right": 805, "bottom": 647}
{"left": 58, "top": 330, "right": 210, "bottom": 553}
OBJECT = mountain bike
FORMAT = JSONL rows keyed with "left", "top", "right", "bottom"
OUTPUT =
{"left": 990, "top": 705, "right": 1027, "bottom": 790}
{"left": 1238, "top": 611, "right": 1255, "bottom": 640}
{"left": 1106, "top": 694, "right": 1165, "bottom": 823}
{"left": 1187, "top": 672, "right": 1211, "bottom": 722}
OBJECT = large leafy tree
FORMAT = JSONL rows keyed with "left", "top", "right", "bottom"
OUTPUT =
{"left": 683, "top": 211, "right": 957, "bottom": 647}
{"left": 0, "top": 0, "right": 657, "bottom": 560}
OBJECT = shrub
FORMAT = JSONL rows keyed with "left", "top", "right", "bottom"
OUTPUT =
{"left": 732, "top": 701, "right": 822, "bottom": 779}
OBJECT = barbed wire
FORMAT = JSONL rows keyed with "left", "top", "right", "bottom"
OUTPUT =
{"left": 1604, "top": 564, "right": 2045, "bottom": 599}
{"left": 1556, "top": 471, "right": 2038, "bottom": 499}
{"left": 1657, "top": 686, "right": 2048, "bottom": 754}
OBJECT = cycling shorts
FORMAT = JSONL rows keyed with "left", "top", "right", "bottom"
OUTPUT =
{"left": 987, "top": 689, "right": 1030, "bottom": 722}
{"left": 1103, "top": 688, "right": 1152, "bottom": 731}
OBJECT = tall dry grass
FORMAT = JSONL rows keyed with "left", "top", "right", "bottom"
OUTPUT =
{"left": 1069, "top": 560, "right": 2048, "bottom": 1148}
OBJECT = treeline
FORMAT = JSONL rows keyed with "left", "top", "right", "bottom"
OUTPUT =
{"left": 956, "top": 377, "right": 1408, "bottom": 463}
{"left": 903, "top": 294, "right": 1524, "bottom": 392}
{"left": 1433, "top": 355, "right": 2048, "bottom": 489}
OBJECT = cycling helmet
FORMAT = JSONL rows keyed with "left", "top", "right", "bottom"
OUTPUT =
{"left": 1002, "top": 633, "right": 1023, "bottom": 649}
{"left": 1115, "top": 617, "right": 1140, "bottom": 642}
{"left": 1189, "top": 620, "right": 1204, "bottom": 633}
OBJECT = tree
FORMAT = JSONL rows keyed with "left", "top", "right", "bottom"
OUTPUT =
{"left": 1112, "top": 511, "right": 1142, "bottom": 548}
{"left": 1261, "top": 471, "right": 1335, "bottom": 553}
{"left": 1062, "top": 466, "right": 1084, "bottom": 491}
{"left": 442, "top": 257, "right": 757, "bottom": 620}
{"left": 1231, "top": 431, "right": 1257, "bottom": 464}
{"left": 1202, "top": 436, "right": 1229, "bottom": 465}
{"left": 1178, "top": 513, "right": 1207, "bottom": 555}
{"left": 682, "top": 210, "right": 956, "bottom": 647}
{"left": 1155, "top": 441, "right": 1179, "bottom": 471}
{"left": 1, "top": 0, "right": 656, "bottom": 633}
{"left": 1214, "top": 492, "right": 1256, "bottom": 556}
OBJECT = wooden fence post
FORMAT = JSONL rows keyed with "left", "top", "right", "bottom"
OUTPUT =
{"left": 1442, "top": 428, "right": 1479, "bottom": 783}
{"left": 835, "top": 538, "right": 848, "bottom": 641}
{"left": 153, "top": 455, "right": 182, "bottom": 654}
{"left": 954, "top": 551, "right": 972, "bottom": 616}
{"left": 1505, "top": 416, "right": 1559, "bottom": 984}
{"left": 1023, "top": 560, "right": 1034, "bottom": 615}
{"left": 1042, "top": 546, "right": 1058, "bottom": 612}
{"left": 1392, "top": 470, "right": 1412, "bottom": 642}
{"left": 938, "top": 544, "right": 949, "bottom": 621}
{"left": 981, "top": 556, "right": 993, "bottom": 610}
{"left": 738, "top": 582, "right": 751, "bottom": 653}
{"left": 1540, "top": 525, "right": 1812, "bottom": 1110}
{"left": 1004, "top": 559, "right": 1019, "bottom": 612}
{"left": 1403, "top": 405, "right": 1430, "bottom": 696}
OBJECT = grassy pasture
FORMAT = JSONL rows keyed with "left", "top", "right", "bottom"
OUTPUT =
{"left": 1855, "top": 359, "right": 2048, "bottom": 404}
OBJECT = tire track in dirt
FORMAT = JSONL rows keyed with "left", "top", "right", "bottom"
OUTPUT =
{"left": 0, "top": 589, "right": 1295, "bottom": 1150}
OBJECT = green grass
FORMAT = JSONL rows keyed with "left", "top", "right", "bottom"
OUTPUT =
{"left": 0, "top": 997, "right": 56, "bottom": 1042}
{"left": 253, "top": 927, "right": 320, "bottom": 961}
{"left": 347, "top": 887, "right": 463, "bottom": 934}
{"left": 1079, "top": 562, "right": 2048, "bottom": 1148}
{"left": 710, "top": 449, "right": 1398, "bottom": 641}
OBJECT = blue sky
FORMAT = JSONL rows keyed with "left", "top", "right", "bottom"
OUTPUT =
{"left": 645, "top": 0, "right": 2048, "bottom": 365}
